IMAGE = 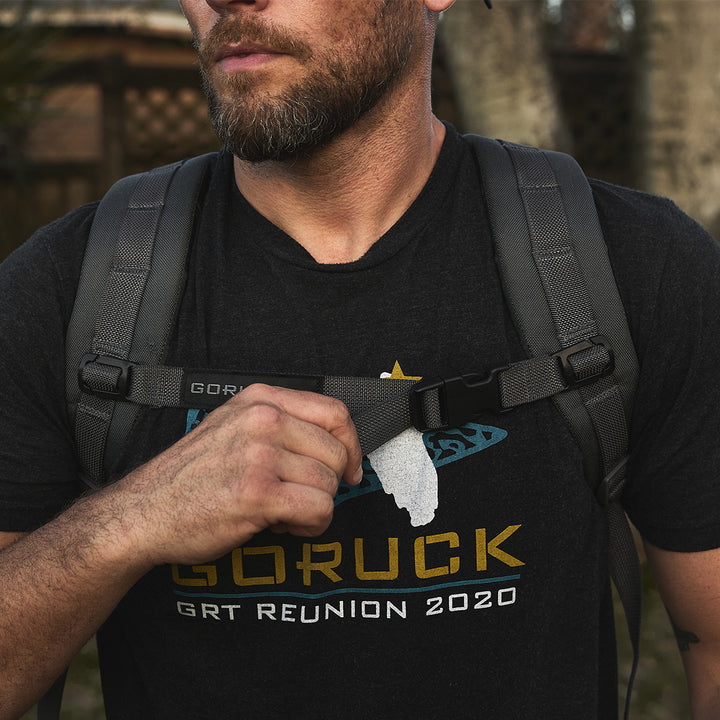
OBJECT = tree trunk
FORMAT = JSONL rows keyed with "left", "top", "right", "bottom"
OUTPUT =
{"left": 439, "top": 0, "right": 570, "bottom": 150}
{"left": 635, "top": 0, "right": 720, "bottom": 238}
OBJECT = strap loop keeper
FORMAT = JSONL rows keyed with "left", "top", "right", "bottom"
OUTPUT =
{"left": 596, "top": 456, "right": 629, "bottom": 506}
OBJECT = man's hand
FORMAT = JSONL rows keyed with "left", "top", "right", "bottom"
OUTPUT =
{"left": 120, "top": 383, "right": 363, "bottom": 567}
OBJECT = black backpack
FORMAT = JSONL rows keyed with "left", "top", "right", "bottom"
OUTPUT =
{"left": 45, "top": 136, "right": 641, "bottom": 718}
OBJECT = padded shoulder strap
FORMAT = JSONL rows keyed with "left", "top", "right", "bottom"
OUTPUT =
{"left": 467, "top": 135, "right": 639, "bottom": 484}
{"left": 65, "top": 153, "right": 216, "bottom": 486}
{"left": 467, "top": 135, "right": 641, "bottom": 718}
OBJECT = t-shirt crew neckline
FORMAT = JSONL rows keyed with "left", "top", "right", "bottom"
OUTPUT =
{"left": 226, "top": 125, "right": 465, "bottom": 273}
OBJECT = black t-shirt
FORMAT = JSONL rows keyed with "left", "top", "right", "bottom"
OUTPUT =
{"left": 2, "top": 126, "right": 720, "bottom": 719}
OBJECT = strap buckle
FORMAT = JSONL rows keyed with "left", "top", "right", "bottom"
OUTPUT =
{"left": 78, "top": 353, "right": 133, "bottom": 400}
{"left": 410, "top": 370, "right": 504, "bottom": 433}
{"left": 554, "top": 336, "right": 615, "bottom": 390}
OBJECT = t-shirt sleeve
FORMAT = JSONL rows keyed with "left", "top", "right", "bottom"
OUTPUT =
{"left": 594, "top": 181, "right": 720, "bottom": 552}
{"left": 0, "top": 205, "right": 95, "bottom": 531}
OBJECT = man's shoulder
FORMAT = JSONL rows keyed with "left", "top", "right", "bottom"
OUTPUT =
{"left": 4, "top": 150, "right": 229, "bottom": 278}
{"left": 1, "top": 201, "right": 99, "bottom": 310}
{"left": 589, "top": 175, "right": 718, "bottom": 277}
{"left": 589, "top": 177, "right": 688, "bottom": 234}
{"left": 14, "top": 201, "right": 98, "bottom": 261}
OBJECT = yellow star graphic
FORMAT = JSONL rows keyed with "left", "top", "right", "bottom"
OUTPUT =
{"left": 387, "top": 360, "right": 422, "bottom": 381}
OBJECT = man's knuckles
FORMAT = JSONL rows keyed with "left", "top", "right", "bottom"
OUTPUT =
{"left": 324, "top": 395, "right": 353, "bottom": 428}
{"left": 238, "top": 401, "right": 288, "bottom": 436}
{"left": 282, "top": 492, "right": 335, "bottom": 537}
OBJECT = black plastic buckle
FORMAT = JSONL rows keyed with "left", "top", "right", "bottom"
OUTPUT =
{"left": 78, "top": 353, "right": 133, "bottom": 400}
{"left": 554, "top": 336, "right": 615, "bottom": 390}
{"left": 410, "top": 370, "right": 503, "bottom": 433}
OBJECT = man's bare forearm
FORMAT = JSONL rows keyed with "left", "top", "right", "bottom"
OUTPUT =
{"left": 0, "top": 484, "right": 153, "bottom": 720}
{"left": 0, "top": 386, "right": 362, "bottom": 718}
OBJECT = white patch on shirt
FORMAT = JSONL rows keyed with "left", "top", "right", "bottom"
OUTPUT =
{"left": 368, "top": 427, "right": 438, "bottom": 527}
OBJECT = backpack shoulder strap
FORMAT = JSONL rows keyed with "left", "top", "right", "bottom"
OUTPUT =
{"left": 466, "top": 134, "right": 641, "bottom": 718}
{"left": 467, "top": 135, "right": 639, "bottom": 482}
{"left": 65, "top": 153, "right": 216, "bottom": 487}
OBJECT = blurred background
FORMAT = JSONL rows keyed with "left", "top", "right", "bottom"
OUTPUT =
{"left": 3, "top": 0, "right": 716, "bottom": 717}
{"left": 2, "top": 0, "right": 720, "bottom": 261}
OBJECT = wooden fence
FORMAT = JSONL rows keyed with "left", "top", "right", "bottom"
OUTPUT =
{"left": 1, "top": 56, "right": 219, "bottom": 259}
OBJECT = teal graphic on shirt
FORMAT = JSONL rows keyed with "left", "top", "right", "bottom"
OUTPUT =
{"left": 336, "top": 421, "right": 507, "bottom": 507}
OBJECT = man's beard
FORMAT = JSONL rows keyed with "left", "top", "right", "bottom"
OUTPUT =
{"left": 195, "top": 3, "right": 417, "bottom": 163}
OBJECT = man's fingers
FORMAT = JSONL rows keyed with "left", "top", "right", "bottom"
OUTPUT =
{"left": 236, "top": 384, "right": 363, "bottom": 485}
{"left": 260, "top": 478, "right": 336, "bottom": 537}
{"left": 128, "top": 383, "right": 364, "bottom": 564}
{"left": 275, "top": 446, "right": 344, "bottom": 497}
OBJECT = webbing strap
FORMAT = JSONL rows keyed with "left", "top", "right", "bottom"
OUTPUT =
{"left": 65, "top": 154, "right": 215, "bottom": 487}
{"left": 468, "top": 135, "right": 641, "bottom": 718}
{"left": 76, "top": 337, "right": 613, "bottom": 457}
{"left": 79, "top": 348, "right": 595, "bottom": 410}
{"left": 75, "top": 362, "right": 419, "bottom": 456}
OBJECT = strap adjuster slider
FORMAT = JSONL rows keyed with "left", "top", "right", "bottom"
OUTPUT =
{"left": 554, "top": 336, "right": 615, "bottom": 390}
{"left": 79, "top": 353, "right": 133, "bottom": 400}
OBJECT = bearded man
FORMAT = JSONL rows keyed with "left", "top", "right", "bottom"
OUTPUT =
{"left": 2, "top": 1, "right": 720, "bottom": 718}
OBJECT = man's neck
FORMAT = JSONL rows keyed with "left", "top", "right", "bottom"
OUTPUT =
{"left": 232, "top": 113, "right": 447, "bottom": 264}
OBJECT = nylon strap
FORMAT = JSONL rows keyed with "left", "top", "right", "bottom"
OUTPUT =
{"left": 76, "top": 363, "right": 421, "bottom": 455}
{"left": 468, "top": 135, "right": 641, "bottom": 718}
{"left": 78, "top": 352, "right": 571, "bottom": 411}
{"left": 76, "top": 338, "right": 613, "bottom": 456}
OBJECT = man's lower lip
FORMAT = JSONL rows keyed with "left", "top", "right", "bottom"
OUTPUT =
{"left": 218, "top": 53, "right": 280, "bottom": 72}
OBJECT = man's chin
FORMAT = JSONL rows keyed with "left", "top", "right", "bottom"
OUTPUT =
{"left": 223, "top": 131, "right": 333, "bottom": 164}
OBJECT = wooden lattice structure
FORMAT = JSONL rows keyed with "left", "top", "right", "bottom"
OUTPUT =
{"left": 0, "top": 17, "right": 220, "bottom": 259}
